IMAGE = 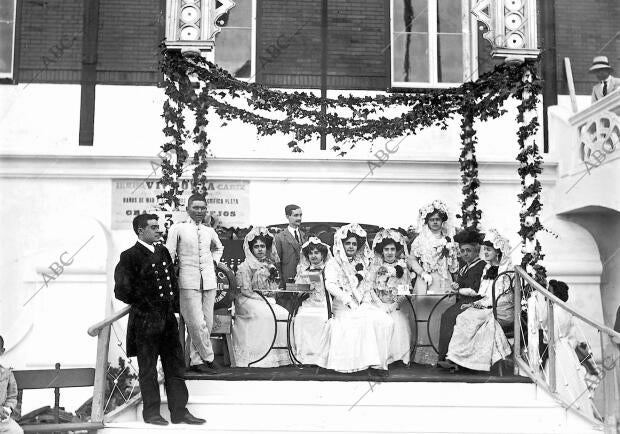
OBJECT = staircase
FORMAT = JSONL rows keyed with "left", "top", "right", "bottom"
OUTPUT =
{"left": 102, "top": 379, "right": 600, "bottom": 434}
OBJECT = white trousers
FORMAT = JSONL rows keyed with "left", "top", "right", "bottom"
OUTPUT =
{"left": 180, "top": 287, "right": 217, "bottom": 365}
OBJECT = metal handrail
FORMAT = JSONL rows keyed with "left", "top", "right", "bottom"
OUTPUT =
{"left": 87, "top": 305, "right": 131, "bottom": 337}
{"left": 516, "top": 267, "right": 620, "bottom": 338}
{"left": 513, "top": 266, "right": 620, "bottom": 434}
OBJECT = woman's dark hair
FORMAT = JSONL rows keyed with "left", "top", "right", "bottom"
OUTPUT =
{"left": 481, "top": 241, "right": 502, "bottom": 262}
{"left": 549, "top": 279, "right": 569, "bottom": 302}
{"left": 374, "top": 237, "right": 403, "bottom": 255}
{"left": 302, "top": 242, "right": 329, "bottom": 260}
{"left": 424, "top": 209, "right": 448, "bottom": 224}
{"left": 342, "top": 231, "right": 365, "bottom": 250}
{"left": 249, "top": 234, "right": 273, "bottom": 251}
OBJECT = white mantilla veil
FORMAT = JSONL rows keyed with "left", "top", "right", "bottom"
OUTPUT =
{"left": 243, "top": 226, "right": 280, "bottom": 272}
{"left": 371, "top": 228, "right": 410, "bottom": 265}
{"left": 296, "top": 236, "right": 333, "bottom": 276}
{"left": 332, "top": 223, "right": 373, "bottom": 295}
{"left": 482, "top": 228, "right": 513, "bottom": 273}
{"left": 416, "top": 199, "right": 455, "bottom": 238}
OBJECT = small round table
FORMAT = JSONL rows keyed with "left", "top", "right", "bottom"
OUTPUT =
{"left": 247, "top": 289, "right": 308, "bottom": 367}
{"left": 405, "top": 292, "right": 456, "bottom": 360}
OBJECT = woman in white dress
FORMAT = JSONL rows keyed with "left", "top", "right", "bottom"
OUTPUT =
{"left": 231, "top": 227, "right": 291, "bottom": 367}
{"left": 366, "top": 229, "right": 414, "bottom": 365}
{"left": 538, "top": 280, "right": 597, "bottom": 419}
{"left": 408, "top": 200, "right": 459, "bottom": 294}
{"left": 317, "top": 224, "right": 394, "bottom": 374}
{"left": 444, "top": 229, "right": 512, "bottom": 371}
{"left": 292, "top": 237, "right": 332, "bottom": 365}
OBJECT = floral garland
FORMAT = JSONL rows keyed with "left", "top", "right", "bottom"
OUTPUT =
{"left": 458, "top": 106, "right": 482, "bottom": 231}
{"left": 157, "top": 48, "right": 546, "bottom": 287}
{"left": 514, "top": 63, "right": 547, "bottom": 287}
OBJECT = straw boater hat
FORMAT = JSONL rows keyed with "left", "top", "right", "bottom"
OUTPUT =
{"left": 589, "top": 56, "right": 613, "bottom": 72}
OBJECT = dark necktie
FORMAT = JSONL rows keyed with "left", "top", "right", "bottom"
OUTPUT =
{"left": 295, "top": 230, "right": 300, "bottom": 243}
{"left": 603, "top": 81, "right": 608, "bottom": 96}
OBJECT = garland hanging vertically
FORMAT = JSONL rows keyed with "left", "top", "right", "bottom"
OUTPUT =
{"left": 458, "top": 107, "right": 482, "bottom": 231}
{"left": 515, "top": 62, "right": 547, "bottom": 287}
{"left": 158, "top": 67, "right": 194, "bottom": 210}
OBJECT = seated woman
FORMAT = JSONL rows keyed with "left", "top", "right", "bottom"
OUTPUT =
{"left": 444, "top": 229, "right": 513, "bottom": 371}
{"left": 292, "top": 237, "right": 332, "bottom": 365}
{"left": 231, "top": 227, "right": 291, "bottom": 367}
{"left": 366, "top": 229, "right": 414, "bottom": 365}
{"left": 317, "top": 224, "right": 394, "bottom": 374}
{"left": 408, "top": 200, "right": 459, "bottom": 294}
{"left": 437, "top": 228, "right": 486, "bottom": 362}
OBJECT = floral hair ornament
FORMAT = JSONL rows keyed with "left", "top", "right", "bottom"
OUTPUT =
{"left": 482, "top": 228, "right": 512, "bottom": 266}
{"left": 371, "top": 228, "right": 410, "bottom": 263}
{"left": 297, "top": 236, "right": 333, "bottom": 274}
{"left": 301, "top": 236, "right": 329, "bottom": 250}
{"left": 243, "top": 226, "right": 280, "bottom": 269}
{"left": 416, "top": 200, "right": 454, "bottom": 237}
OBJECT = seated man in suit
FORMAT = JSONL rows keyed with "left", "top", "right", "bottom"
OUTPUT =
{"left": 590, "top": 56, "right": 620, "bottom": 103}
{"left": 114, "top": 214, "right": 205, "bottom": 426}
{"left": 274, "top": 204, "right": 305, "bottom": 312}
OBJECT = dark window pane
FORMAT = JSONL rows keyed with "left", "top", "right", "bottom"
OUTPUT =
{"left": 438, "top": 34, "right": 462, "bottom": 82}
{"left": 437, "top": 0, "right": 461, "bottom": 33}
{"left": 225, "top": 0, "right": 252, "bottom": 28}
{"left": 393, "top": 32, "right": 429, "bottom": 82}
{"left": 392, "top": 0, "right": 428, "bottom": 33}
{"left": 0, "top": 0, "right": 14, "bottom": 21}
{"left": 0, "top": 23, "right": 13, "bottom": 74}
{"left": 215, "top": 28, "right": 252, "bottom": 78}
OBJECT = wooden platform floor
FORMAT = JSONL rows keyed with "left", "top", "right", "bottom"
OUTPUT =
{"left": 185, "top": 362, "right": 531, "bottom": 383}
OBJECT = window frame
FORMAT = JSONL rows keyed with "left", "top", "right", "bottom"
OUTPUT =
{"left": 0, "top": 0, "right": 18, "bottom": 81}
{"left": 214, "top": 0, "right": 256, "bottom": 82}
{"left": 390, "top": 0, "right": 476, "bottom": 89}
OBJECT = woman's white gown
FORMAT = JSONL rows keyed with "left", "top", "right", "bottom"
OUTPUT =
{"left": 316, "top": 260, "right": 394, "bottom": 372}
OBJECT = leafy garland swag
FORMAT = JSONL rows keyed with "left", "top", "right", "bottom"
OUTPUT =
{"left": 157, "top": 49, "right": 546, "bottom": 285}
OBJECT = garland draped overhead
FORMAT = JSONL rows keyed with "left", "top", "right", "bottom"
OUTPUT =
{"left": 157, "top": 48, "right": 547, "bottom": 286}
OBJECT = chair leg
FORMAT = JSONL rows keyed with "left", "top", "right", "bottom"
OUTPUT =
{"left": 225, "top": 334, "right": 236, "bottom": 367}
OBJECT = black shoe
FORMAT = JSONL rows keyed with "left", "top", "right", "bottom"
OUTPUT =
{"left": 206, "top": 359, "right": 223, "bottom": 370}
{"left": 144, "top": 415, "right": 169, "bottom": 426}
{"left": 189, "top": 362, "right": 217, "bottom": 374}
{"left": 171, "top": 412, "right": 206, "bottom": 425}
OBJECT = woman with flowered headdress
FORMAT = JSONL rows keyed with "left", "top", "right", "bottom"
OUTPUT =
{"left": 408, "top": 200, "right": 459, "bottom": 294}
{"left": 443, "top": 228, "right": 513, "bottom": 371}
{"left": 292, "top": 237, "right": 333, "bottom": 365}
{"left": 366, "top": 228, "right": 414, "bottom": 365}
{"left": 316, "top": 224, "right": 394, "bottom": 373}
{"left": 231, "top": 227, "right": 291, "bottom": 367}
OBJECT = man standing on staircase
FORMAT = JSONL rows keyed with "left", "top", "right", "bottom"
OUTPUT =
{"left": 114, "top": 214, "right": 205, "bottom": 426}
{"left": 166, "top": 193, "right": 225, "bottom": 373}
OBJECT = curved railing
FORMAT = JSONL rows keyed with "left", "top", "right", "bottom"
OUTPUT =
{"left": 512, "top": 266, "right": 620, "bottom": 434}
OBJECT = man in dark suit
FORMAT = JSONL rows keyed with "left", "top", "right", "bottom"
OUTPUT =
{"left": 437, "top": 228, "right": 486, "bottom": 363}
{"left": 274, "top": 204, "right": 306, "bottom": 312}
{"left": 114, "top": 214, "right": 205, "bottom": 426}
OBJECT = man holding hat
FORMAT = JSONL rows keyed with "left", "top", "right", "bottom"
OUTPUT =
{"left": 436, "top": 228, "right": 486, "bottom": 363}
{"left": 589, "top": 56, "right": 620, "bottom": 103}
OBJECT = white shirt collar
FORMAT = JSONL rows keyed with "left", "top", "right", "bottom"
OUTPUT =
{"left": 138, "top": 239, "right": 155, "bottom": 253}
{"left": 288, "top": 226, "right": 300, "bottom": 237}
{"left": 603, "top": 76, "right": 611, "bottom": 85}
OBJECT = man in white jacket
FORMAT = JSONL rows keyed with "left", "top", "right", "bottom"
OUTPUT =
{"left": 166, "top": 194, "right": 225, "bottom": 373}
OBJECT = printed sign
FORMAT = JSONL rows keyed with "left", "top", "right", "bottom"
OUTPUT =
{"left": 112, "top": 179, "right": 250, "bottom": 229}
